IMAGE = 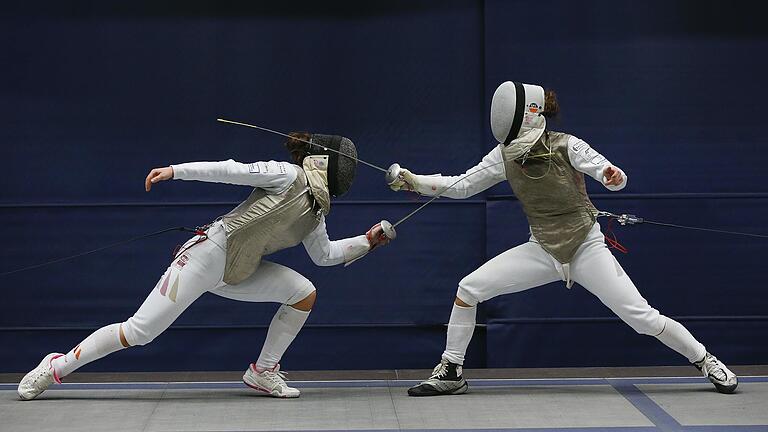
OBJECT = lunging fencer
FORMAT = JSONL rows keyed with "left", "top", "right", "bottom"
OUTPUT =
{"left": 17, "top": 132, "right": 391, "bottom": 400}
{"left": 389, "top": 81, "right": 738, "bottom": 396}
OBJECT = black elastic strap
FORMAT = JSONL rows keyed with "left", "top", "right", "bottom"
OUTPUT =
{"left": 503, "top": 81, "right": 526, "bottom": 146}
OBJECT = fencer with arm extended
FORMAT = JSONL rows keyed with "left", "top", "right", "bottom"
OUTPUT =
{"left": 17, "top": 150, "right": 395, "bottom": 401}
{"left": 147, "top": 160, "right": 392, "bottom": 261}
{"left": 386, "top": 137, "right": 626, "bottom": 229}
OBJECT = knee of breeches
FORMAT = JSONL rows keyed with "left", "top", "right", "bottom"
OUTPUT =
{"left": 286, "top": 281, "right": 317, "bottom": 308}
{"left": 456, "top": 276, "right": 481, "bottom": 307}
{"left": 120, "top": 318, "right": 157, "bottom": 347}
{"left": 290, "top": 288, "right": 317, "bottom": 312}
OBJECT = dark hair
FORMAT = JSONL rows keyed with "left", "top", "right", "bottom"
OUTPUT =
{"left": 542, "top": 89, "right": 560, "bottom": 119}
{"left": 284, "top": 131, "right": 312, "bottom": 165}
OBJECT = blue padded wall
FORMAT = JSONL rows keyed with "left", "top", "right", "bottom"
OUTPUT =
{"left": 2, "top": 1, "right": 767, "bottom": 372}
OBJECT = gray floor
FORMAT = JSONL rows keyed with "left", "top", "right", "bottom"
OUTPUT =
{"left": 1, "top": 367, "right": 767, "bottom": 432}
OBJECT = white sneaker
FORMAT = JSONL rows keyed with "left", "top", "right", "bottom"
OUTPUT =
{"left": 242, "top": 364, "right": 300, "bottom": 398}
{"left": 408, "top": 359, "right": 468, "bottom": 397}
{"left": 17, "top": 353, "right": 63, "bottom": 400}
{"left": 694, "top": 352, "right": 738, "bottom": 394}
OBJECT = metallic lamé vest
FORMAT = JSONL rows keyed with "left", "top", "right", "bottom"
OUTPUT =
{"left": 502, "top": 131, "right": 598, "bottom": 264}
{"left": 220, "top": 162, "right": 329, "bottom": 285}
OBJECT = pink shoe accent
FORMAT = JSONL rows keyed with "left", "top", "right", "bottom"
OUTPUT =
{"left": 242, "top": 379, "right": 270, "bottom": 394}
{"left": 49, "top": 354, "right": 64, "bottom": 384}
{"left": 251, "top": 363, "right": 278, "bottom": 374}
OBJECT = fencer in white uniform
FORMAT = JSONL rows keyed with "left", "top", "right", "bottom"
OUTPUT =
{"left": 391, "top": 82, "right": 738, "bottom": 396}
{"left": 18, "top": 133, "right": 391, "bottom": 400}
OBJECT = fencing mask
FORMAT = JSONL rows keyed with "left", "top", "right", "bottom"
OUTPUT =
{"left": 490, "top": 81, "right": 547, "bottom": 159}
{"left": 308, "top": 134, "right": 358, "bottom": 197}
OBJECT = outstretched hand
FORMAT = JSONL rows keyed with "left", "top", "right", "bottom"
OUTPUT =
{"left": 388, "top": 168, "right": 418, "bottom": 192}
{"left": 145, "top": 166, "right": 174, "bottom": 191}
{"left": 603, "top": 166, "right": 624, "bottom": 186}
{"left": 366, "top": 223, "right": 392, "bottom": 250}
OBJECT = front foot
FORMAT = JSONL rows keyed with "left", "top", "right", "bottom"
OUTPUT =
{"left": 694, "top": 352, "right": 738, "bottom": 394}
{"left": 408, "top": 359, "right": 469, "bottom": 397}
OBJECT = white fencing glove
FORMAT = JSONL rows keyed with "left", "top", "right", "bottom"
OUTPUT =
{"left": 388, "top": 168, "right": 419, "bottom": 192}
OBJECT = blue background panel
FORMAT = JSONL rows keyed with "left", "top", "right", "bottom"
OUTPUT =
{"left": 2, "top": 1, "right": 767, "bottom": 372}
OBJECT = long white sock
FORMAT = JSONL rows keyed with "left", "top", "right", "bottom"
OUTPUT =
{"left": 655, "top": 316, "right": 706, "bottom": 363}
{"left": 51, "top": 323, "right": 127, "bottom": 379}
{"left": 441, "top": 304, "right": 477, "bottom": 365}
{"left": 255, "top": 305, "right": 310, "bottom": 371}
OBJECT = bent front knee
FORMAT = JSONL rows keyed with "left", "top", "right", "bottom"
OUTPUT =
{"left": 454, "top": 296, "right": 474, "bottom": 307}
{"left": 290, "top": 289, "right": 316, "bottom": 312}
{"left": 456, "top": 277, "right": 481, "bottom": 306}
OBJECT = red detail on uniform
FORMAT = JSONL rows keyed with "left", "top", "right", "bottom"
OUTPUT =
{"left": 604, "top": 218, "right": 629, "bottom": 254}
{"left": 172, "top": 232, "right": 209, "bottom": 260}
{"left": 175, "top": 254, "right": 190, "bottom": 268}
{"left": 159, "top": 273, "right": 170, "bottom": 296}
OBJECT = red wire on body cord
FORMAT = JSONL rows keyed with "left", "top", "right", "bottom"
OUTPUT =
{"left": 172, "top": 227, "right": 210, "bottom": 259}
{"left": 604, "top": 217, "right": 629, "bottom": 254}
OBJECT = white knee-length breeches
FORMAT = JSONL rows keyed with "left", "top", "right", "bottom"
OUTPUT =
{"left": 120, "top": 221, "right": 316, "bottom": 346}
{"left": 457, "top": 222, "right": 665, "bottom": 336}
